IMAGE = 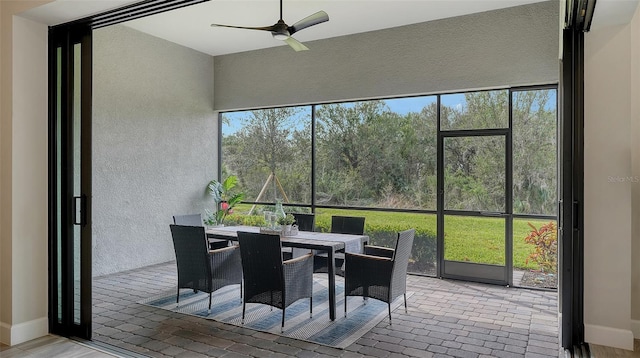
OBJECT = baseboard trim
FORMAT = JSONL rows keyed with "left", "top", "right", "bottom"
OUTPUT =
{"left": 631, "top": 319, "right": 640, "bottom": 339}
{"left": 0, "top": 317, "right": 48, "bottom": 346}
{"left": 0, "top": 321, "right": 11, "bottom": 345}
{"left": 585, "top": 323, "right": 635, "bottom": 350}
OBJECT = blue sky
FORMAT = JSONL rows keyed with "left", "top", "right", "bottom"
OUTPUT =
{"left": 222, "top": 90, "right": 556, "bottom": 135}
{"left": 222, "top": 95, "right": 457, "bottom": 134}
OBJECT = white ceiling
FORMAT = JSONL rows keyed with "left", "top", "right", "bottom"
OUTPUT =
{"left": 19, "top": 0, "right": 640, "bottom": 56}
{"left": 120, "top": 0, "right": 547, "bottom": 56}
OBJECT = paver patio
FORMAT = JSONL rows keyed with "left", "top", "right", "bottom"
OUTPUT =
{"left": 92, "top": 261, "right": 559, "bottom": 358}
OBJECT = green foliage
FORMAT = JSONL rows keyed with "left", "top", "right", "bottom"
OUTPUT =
{"left": 218, "top": 89, "right": 558, "bottom": 272}
{"left": 205, "top": 175, "right": 245, "bottom": 226}
{"left": 524, "top": 221, "right": 558, "bottom": 273}
{"left": 221, "top": 107, "right": 311, "bottom": 203}
{"left": 223, "top": 213, "right": 265, "bottom": 227}
{"left": 443, "top": 216, "right": 506, "bottom": 264}
{"left": 228, "top": 204, "right": 547, "bottom": 273}
{"left": 221, "top": 90, "right": 556, "bottom": 214}
{"left": 512, "top": 90, "right": 557, "bottom": 215}
{"left": 311, "top": 208, "right": 439, "bottom": 272}
{"left": 277, "top": 213, "right": 295, "bottom": 225}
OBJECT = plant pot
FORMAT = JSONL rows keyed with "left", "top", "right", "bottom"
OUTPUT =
{"left": 279, "top": 224, "right": 294, "bottom": 236}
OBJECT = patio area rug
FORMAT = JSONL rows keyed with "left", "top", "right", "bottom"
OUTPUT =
{"left": 138, "top": 276, "right": 412, "bottom": 349}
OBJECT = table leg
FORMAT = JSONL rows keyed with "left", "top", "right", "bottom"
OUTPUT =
{"left": 327, "top": 249, "right": 336, "bottom": 321}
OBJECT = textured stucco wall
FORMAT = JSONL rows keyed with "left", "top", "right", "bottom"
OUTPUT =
{"left": 92, "top": 25, "right": 216, "bottom": 276}
{"left": 213, "top": 1, "right": 559, "bottom": 111}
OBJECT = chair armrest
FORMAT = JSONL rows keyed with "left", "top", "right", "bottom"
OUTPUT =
{"left": 345, "top": 252, "right": 392, "bottom": 263}
{"left": 283, "top": 252, "right": 313, "bottom": 266}
{"left": 209, "top": 245, "right": 238, "bottom": 255}
{"left": 363, "top": 245, "right": 394, "bottom": 258}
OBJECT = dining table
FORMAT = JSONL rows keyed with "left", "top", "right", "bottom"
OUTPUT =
{"left": 205, "top": 225, "right": 369, "bottom": 321}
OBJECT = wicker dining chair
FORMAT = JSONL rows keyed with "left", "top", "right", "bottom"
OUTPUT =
{"left": 331, "top": 215, "right": 365, "bottom": 235}
{"left": 344, "top": 228, "right": 415, "bottom": 324}
{"left": 169, "top": 224, "right": 242, "bottom": 311}
{"left": 172, "top": 214, "right": 203, "bottom": 226}
{"left": 173, "top": 213, "right": 228, "bottom": 250}
{"left": 291, "top": 213, "right": 315, "bottom": 232}
{"left": 313, "top": 215, "right": 366, "bottom": 275}
{"left": 237, "top": 231, "right": 313, "bottom": 331}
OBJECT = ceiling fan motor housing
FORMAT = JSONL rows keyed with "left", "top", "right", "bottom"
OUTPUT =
{"left": 271, "top": 20, "right": 290, "bottom": 40}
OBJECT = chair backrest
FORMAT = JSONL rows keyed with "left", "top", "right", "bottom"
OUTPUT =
{"left": 390, "top": 229, "right": 415, "bottom": 291}
{"left": 330, "top": 216, "right": 365, "bottom": 235}
{"left": 291, "top": 213, "right": 315, "bottom": 232}
{"left": 169, "top": 225, "right": 212, "bottom": 288}
{"left": 173, "top": 213, "right": 203, "bottom": 227}
{"left": 237, "top": 232, "right": 285, "bottom": 301}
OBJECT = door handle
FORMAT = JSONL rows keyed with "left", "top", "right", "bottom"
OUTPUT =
{"left": 72, "top": 195, "right": 87, "bottom": 226}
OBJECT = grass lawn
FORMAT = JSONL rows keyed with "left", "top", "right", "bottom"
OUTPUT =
{"left": 229, "top": 204, "right": 556, "bottom": 271}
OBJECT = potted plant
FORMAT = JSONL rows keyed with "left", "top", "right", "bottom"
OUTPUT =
{"left": 204, "top": 175, "right": 244, "bottom": 227}
{"left": 277, "top": 213, "right": 295, "bottom": 234}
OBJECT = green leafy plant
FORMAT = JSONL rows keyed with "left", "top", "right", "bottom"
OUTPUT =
{"left": 277, "top": 213, "right": 295, "bottom": 226}
{"left": 524, "top": 221, "right": 557, "bottom": 273}
{"left": 205, "top": 176, "right": 244, "bottom": 226}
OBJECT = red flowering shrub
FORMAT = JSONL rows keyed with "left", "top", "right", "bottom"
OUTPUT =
{"left": 524, "top": 221, "right": 557, "bottom": 273}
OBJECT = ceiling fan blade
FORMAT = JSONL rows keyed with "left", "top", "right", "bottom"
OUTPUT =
{"left": 210, "top": 23, "right": 275, "bottom": 32}
{"left": 288, "top": 10, "right": 329, "bottom": 35}
{"left": 284, "top": 37, "right": 309, "bottom": 52}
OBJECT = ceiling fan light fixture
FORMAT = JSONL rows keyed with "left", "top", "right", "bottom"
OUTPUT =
{"left": 272, "top": 32, "right": 289, "bottom": 40}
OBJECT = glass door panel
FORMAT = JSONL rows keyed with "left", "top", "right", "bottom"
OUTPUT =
{"left": 443, "top": 215, "right": 506, "bottom": 283}
{"left": 441, "top": 134, "right": 508, "bottom": 285}
{"left": 49, "top": 23, "right": 92, "bottom": 340}
{"left": 444, "top": 136, "right": 506, "bottom": 212}
{"left": 72, "top": 43, "right": 82, "bottom": 324}
{"left": 444, "top": 216, "right": 505, "bottom": 264}
{"left": 55, "top": 46, "right": 63, "bottom": 324}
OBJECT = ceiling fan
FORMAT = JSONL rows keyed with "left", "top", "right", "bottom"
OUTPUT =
{"left": 210, "top": 0, "right": 329, "bottom": 51}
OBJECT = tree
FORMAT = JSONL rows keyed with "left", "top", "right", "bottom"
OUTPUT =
{"left": 221, "top": 88, "right": 556, "bottom": 216}
{"left": 222, "top": 107, "right": 311, "bottom": 203}
{"left": 442, "top": 91, "right": 508, "bottom": 211}
{"left": 512, "top": 90, "right": 557, "bottom": 214}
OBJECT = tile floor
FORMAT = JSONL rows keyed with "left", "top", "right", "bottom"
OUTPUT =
{"left": 90, "top": 261, "right": 560, "bottom": 358}
{"left": 0, "top": 335, "right": 117, "bottom": 357}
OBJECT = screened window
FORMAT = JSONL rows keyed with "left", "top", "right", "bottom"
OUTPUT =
{"left": 221, "top": 89, "right": 556, "bottom": 215}
{"left": 221, "top": 107, "right": 312, "bottom": 204}
{"left": 512, "top": 89, "right": 557, "bottom": 215}
{"left": 440, "top": 90, "right": 509, "bottom": 130}
{"left": 220, "top": 87, "right": 558, "bottom": 278}
{"left": 315, "top": 97, "right": 437, "bottom": 210}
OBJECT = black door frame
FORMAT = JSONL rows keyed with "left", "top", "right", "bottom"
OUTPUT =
{"left": 559, "top": 26, "right": 586, "bottom": 351}
{"left": 46, "top": 0, "right": 215, "bottom": 341}
{"left": 48, "top": 22, "right": 93, "bottom": 339}
{"left": 559, "top": 0, "right": 593, "bottom": 350}
{"left": 46, "top": 0, "right": 587, "bottom": 350}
